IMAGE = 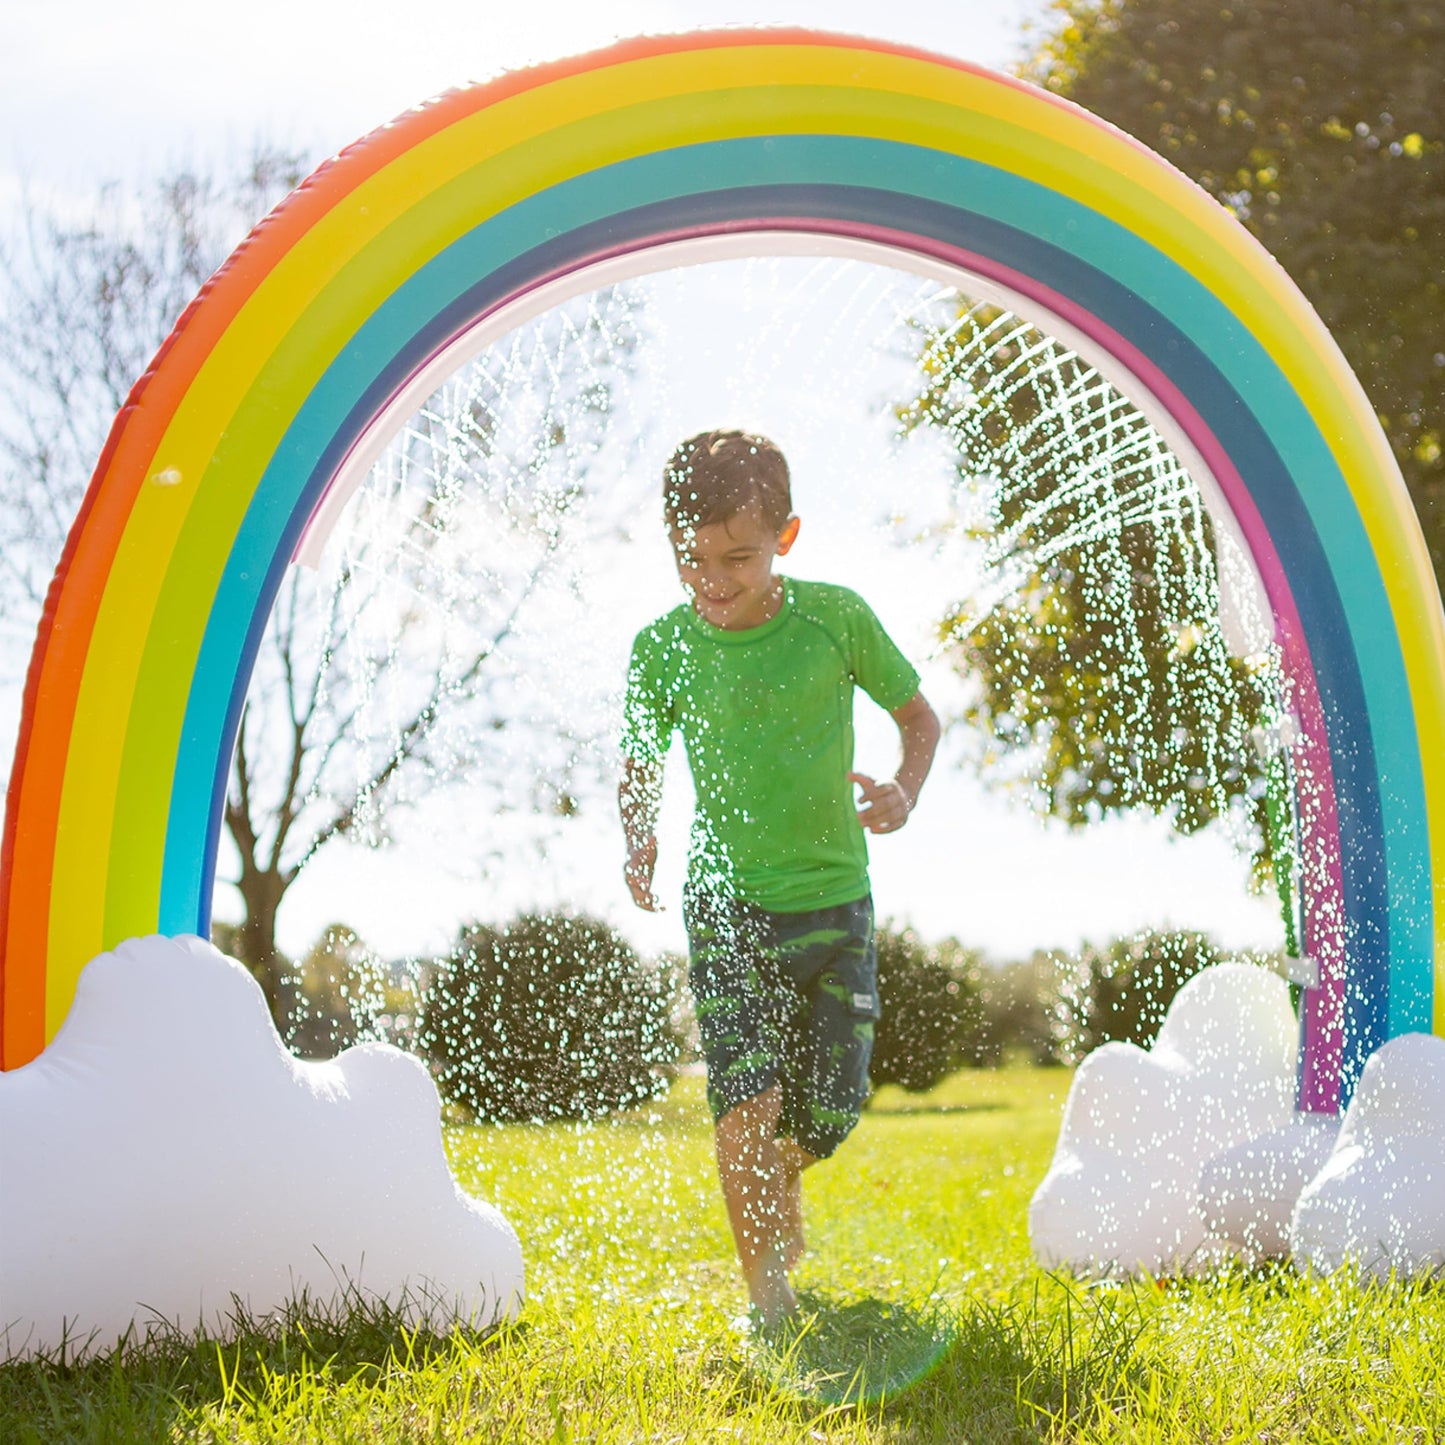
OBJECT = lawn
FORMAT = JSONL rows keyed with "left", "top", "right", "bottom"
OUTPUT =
{"left": 3, "top": 1066, "right": 1441, "bottom": 1441}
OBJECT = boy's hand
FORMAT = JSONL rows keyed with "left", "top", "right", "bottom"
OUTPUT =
{"left": 625, "top": 837, "right": 663, "bottom": 911}
{"left": 619, "top": 759, "right": 664, "bottom": 909}
{"left": 848, "top": 772, "right": 912, "bottom": 834}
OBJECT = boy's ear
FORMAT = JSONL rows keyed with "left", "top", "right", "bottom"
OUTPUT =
{"left": 776, "top": 516, "right": 801, "bottom": 555}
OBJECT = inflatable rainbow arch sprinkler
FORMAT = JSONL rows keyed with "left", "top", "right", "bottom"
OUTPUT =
{"left": 1, "top": 31, "right": 1442, "bottom": 1113}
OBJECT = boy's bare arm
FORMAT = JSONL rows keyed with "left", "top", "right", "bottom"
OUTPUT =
{"left": 849, "top": 690, "right": 940, "bottom": 834}
{"left": 619, "top": 757, "right": 664, "bottom": 910}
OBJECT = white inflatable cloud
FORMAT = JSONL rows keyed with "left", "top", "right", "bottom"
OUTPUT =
{"left": 1198, "top": 1115, "right": 1338, "bottom": 1258}
{"left": 1291, "top": 1032, "right": 1445, "bottom": 1278}
{"left": 0, "top": 935, "right": 524, "bottom": 1359}
{"left": 1030, "top": 963, "right": 1298, "bottom": 1276}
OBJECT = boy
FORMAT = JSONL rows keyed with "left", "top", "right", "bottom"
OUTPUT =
{"left": 618, "top": 429, "right": 939, "bottom": 1325}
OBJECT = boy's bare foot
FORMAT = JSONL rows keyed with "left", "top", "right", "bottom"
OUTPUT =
{"left": 747, "top": 1249, "right": 799, "bottom": 1328}
{"left": 715, "top": 1095, "right": 820, "bottom": 1325}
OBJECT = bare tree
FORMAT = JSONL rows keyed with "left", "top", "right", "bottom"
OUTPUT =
{"left": 222, "top": 288, "right": 646, "bottom": 1020}
{"left": 0, "top": 148, "right": 307, "bottom": 653}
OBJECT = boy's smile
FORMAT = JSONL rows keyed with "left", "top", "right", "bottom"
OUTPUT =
{"left": 669, "top": 503, "right": 800, "bottom": 631}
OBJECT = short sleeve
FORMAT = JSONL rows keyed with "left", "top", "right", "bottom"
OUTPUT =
{"left": 619, "top": 629, "right": 674, "bottom": 765}
{"left": 842, "top": 591, "right": 921, "bottom": 712}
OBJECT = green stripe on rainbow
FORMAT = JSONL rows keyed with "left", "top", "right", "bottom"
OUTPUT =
{"left": 1, "top": 32, "right": 1440, "bottom": 1119}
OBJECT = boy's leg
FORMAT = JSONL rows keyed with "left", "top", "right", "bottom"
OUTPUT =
{"left": 773, "top": 896, "right": 879, "bottom": 1163}
{"left": 684, "top": 891, "right": 801, "bottom": 1321}
{"left": 756, "top": 900, "right": 875, "bottom": 1281}
{"left": 714, "top": 1084, "right": 800, "bottom": 1324}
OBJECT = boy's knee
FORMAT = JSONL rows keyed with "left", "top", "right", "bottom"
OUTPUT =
{"left": 774, "top": 1136, "right": 817, "bottom": 1174}
{"left": 716, "top": 1082, "right": 783, "bottom": 1140}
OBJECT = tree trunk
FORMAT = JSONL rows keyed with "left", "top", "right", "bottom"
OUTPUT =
{"left": 231, "top": 865, "right": 294, "bottom": 1034}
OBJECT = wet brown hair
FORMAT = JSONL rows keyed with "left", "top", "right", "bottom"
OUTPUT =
{"left": 662, "top": 429, "right": 792, "bottom": 533}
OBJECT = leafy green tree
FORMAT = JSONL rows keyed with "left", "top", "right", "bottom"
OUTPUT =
{"left": 416, "top": 913, "right": 679, "bottom": 1123}
{"left": 1026, "top": 0, "right": 1443, "bottom": 592}
{"left": 871, "top": 925, "right": 984, "bottom": 1093}
{"left": 974, "top": 952, "right": 1068, "bottom": 1067}
{"left": 901, "top": 3, "right": 1440, "bottom": 893}
{"left": 900, "top": 305, "right": 1279, "bottom": 864}
{"left": 1052, "top": 928, "right": 1224, "bottom": 1063}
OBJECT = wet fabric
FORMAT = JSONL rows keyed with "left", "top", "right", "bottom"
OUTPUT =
{"left": 684, "top": 890, "right": 879, "bottom": 1159}
{"left": 620, "top": 578, "right": 919, "bottom": 912}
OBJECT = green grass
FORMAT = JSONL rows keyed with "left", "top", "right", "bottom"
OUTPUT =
{"left": 3, "top": 1067, "right": 1442, "bottom": 1441}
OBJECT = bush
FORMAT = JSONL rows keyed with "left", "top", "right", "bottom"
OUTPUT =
{"left": 416, "top": 912, "right": 679, "bottom": 1122}
{"left": 870, "top": 924, "right": 983, "bottom": 1093}
{"left": 286, "top": 924, "right": 391, "bottom": 1060}
{"left": 1053, "top": 929, "right": 1223, "bottom": 1064}
{"left": 973, "top": 952, "right": 1067, "bottom": 1067}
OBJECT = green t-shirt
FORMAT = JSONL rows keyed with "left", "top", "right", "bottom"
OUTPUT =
{"left": 620, "top": 578, "right": 921, "bottom": 912}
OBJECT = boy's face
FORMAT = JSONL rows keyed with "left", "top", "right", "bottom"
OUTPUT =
{"left": 669, "top": 502, "right": 799, "bottom": 631}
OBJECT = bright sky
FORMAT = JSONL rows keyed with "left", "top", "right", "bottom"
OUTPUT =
{"left": 0, "top": 0, "right": 1289, "bottom": 965}
{"left": 1, "top": 0, "right": 1049, "bottom": 203}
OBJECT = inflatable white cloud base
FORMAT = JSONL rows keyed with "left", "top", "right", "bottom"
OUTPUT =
{"left": 1029, "top": 963, "right": 1298, "bottom": 1276}
{"left": 0, "top": 936, "right": 524, "bottom": 1360}
{"left": 1292, "top": 1032, "right": 1445, "bottom": 1278}
{"left": 1032, "top": 962, "right": 1445, "bottom": 1279}
{"left": 1198, "top": 1115, "right": 1339, "bottom": 1258}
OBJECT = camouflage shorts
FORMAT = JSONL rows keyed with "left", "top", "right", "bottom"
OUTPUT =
{"left": 683, "top": 890, "right": 879, "bottom": 1159}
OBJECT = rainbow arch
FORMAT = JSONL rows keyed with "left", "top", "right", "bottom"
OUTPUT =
{"left": 1, "top": 31, "right": 1441, "bottom": 1110}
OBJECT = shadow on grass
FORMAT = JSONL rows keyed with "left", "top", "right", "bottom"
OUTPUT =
{"left": 747, "top": 1276, "right": 1169, "bottom": 1441}
{"left": 892, "top": 1278, "right": 1167, "bottom": 1442}
{"left": 747, "top": 1289, "right": 957, "bottom": 1407}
